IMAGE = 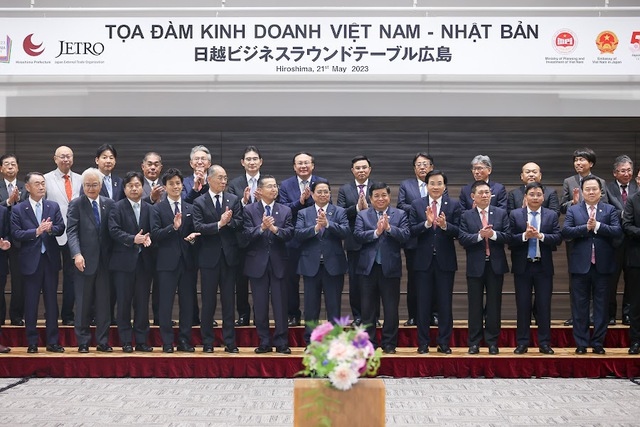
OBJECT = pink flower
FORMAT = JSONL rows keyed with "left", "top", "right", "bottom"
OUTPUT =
{"left": 328, "top": 364, "right": 358, "bottom": 391}
{"left": 310, "top": 322, "right": 334, "bottom": 342}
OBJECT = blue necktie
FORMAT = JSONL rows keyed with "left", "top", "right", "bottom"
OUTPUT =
{"left": 375, "top": 211, "right": 383, "bottom": 264}
{"left": 92, "top": 200, "right": 100, "bottom": 227}
{"left": 174, "top": 201, "right": 180, "bottom": 215}
{"left": 265, "top": 205, "right": 272, "bottom": 217}
{"left": 528, "top": 211, "right": 538, "bottom": 259}
{"left": 133, "top": 202, "right": 140, "bottom": 225}
{"left": 215, "top": 195, "right": 222, "bottom": 216}
{"left": 419, "top": 182, "right": 427, "bottom": 197}
{"left": 103, "top": 175, "right": 113, "bottom": 199}
{"left": 35, "top": 202, "right": 45, "bottom": 253}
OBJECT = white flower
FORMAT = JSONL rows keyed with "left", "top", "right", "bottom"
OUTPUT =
{"left": 327, "top": 338, "right": 356, "bottom": 362}
{"left": 328, "top": 363, "right": 358, "bottom": 391}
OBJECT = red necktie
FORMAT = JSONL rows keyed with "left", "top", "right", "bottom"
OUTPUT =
{"left": 481, "top": 209, "right": 490, "bottom": 256}
{"left": 318, "top": 207, "right": 324, "bottom": 236}
{"left": 63, "top": 174, "right": 72, "bottom": 202}
{"left": 621, "top": 185, "right": 628, "bottom": 204}
{"left": 589, "top": 205, "right": 596, "bottom": 264}
{"left": 431, "top": 200, "right": 438, "bottom": 229}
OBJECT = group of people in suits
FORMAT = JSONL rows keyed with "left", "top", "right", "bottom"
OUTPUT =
{"left": 1, "top": 144, "right": 639, "bottom": 358}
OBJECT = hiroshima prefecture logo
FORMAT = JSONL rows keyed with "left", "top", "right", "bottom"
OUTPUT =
{"left": 553, "top": 29, "right": 577, "bottom": 54}
{"left": 23, "top": 33, "right": 45, "bottom": 57}
{"left": 595, "top": 30, "right": 618, "bottom": 54}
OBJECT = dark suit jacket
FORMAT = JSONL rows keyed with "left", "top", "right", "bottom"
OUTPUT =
{"left": 10, "top": 199, "right": 65, "bottom": 275}
{"left": 562, "top": 201, "right": 622, "bottom": 274}
{"left": 182, "top": 175, "right": 209, "bottom": 204}
{"left": 0, "top": 179, "right": 28, "bottom": 209}
{"left": 151, "top": 198, "right": 196, "bottom": 271}
{"left": 622, "top": 192, "right": 640, "bottom": 268}
{"left": 507, "top": 185, "right": 561, "bottom": 215}
{"left": 459, "top": 181, "right": 507, "bottom": 211}
{"left": 227, "top": 173, "right": 265, "bottom": 205}
{"left": 242, "top": 202, "right": 294, "bottom": 279}
{"left": 509, "top": 207, "right": 562, "bottom": 275}
{"left": 0, "top": 205, "right": 10, "bottom": 276}
{"left": 99, "top": 174, "right": 124, "bottom": 201}
{"left": 192, "top": 192, "right": 242, "bottom": 269}
{"left": 337, "top": 180, "right": 372, "bottom": 252}
{"left": 606, "top": 180, "right": 638, "bottom": 213}
{"left": 353, "top": 207, "right": 410, "bottom": 278}
{"left": 409, "top": 195, "right": 461, "bottom": 272}
{"left": 67, "top": 195, "right": 114, "bottom": 276}
{"left": 278, "top": 174, "right": 328, "bottom": 219}
{"left": 458, "top": 207, "right": 511, "bottom": 277}
{"left": 108, "top": 198, "right": 154, "bottom": 272}
{"left": 294, "top": 204, "right": 349, "bottom": 277}
{"left": 560, "top": 174, "right": 609, "bottom": 214}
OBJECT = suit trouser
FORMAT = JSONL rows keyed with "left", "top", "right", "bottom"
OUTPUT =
{"left": 113, "top": 258, "right": 152, "bottom": 346}
{"left": 571, "top": 265, "right": 610, "bottom": 348}
{"left": 404, "top": 248, "right": 417, "bottom": 320}
{"left": 74, "top": 262, "right": 110, "bottom": 346}
{"left": 158, "top": 258, "right": 195, "bottom": 346}
{"left": 8, "top": 245, "right": 24, "bottom": 322}
{"left": 286, "top": 247, "right": 302, "bottom": 319}
{"left": 608, "top": 244, "right": 631, "bottom": 320}
{"left": 467, "top": 261, "right": 504, "bottom": 347}
{"left": 235, "top": 250, "right": 251, "bottom": 320}
{"left": 347, "top": 250, "right": 362, "bottom": 319}
{"left": 627, "top": 267, "right": 640, "bottom": 344}
{"left": 60, "top": 243, "right": 75, "bottom": 322}
{"left": 200, "top": 258, "right": 236, "bottom": 348}
{"left": 361, "top": 264, "right": 399, "bottom": 349}
{"left": 514, "top": 262, "right": 553, "bottom": 346}
{"left": 24, "top": 254, "right": 59, "bottom": 346}
{"left": 250, "top": 261, "right": 288, "bottom": 348}
{"left": 302, "top": 265, "right": 344, "bottom": 344}
{"left": 0, "top": 274, "right": 6, "bottom": 322}
{"left": 415, "top": 261, "right": 454, "bottom": 347}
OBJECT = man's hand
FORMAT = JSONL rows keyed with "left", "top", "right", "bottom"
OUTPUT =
{"left": 74, "top": 254, "right": 86, "bottom": 272}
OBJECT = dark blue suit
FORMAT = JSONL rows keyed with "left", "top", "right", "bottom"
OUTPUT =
{"left": 459, "top": 181, "right": 507, "bottom": 211}
{"left": 0, "top": 206, "right": 10, "bottom": 326}
{"left": 409, "top": 195, "right": 461, "bottom": 347}
{"left": 509, "top": 207, "right": 562, "bottom": 347}
{"left": 11, "top": 199, "right": 65, "bottom": 346}
{"left": 459, "top": 206, "right": 511, "bottom": 347}
{"left": 295, "top": 204, "right": 349, "bottom": 343}
{"left": 507, "top": 185, "right": 561, "bottom": 215}
{"left": 354, "top": 207, "right": 410, "bottom": 349}
{"left": 182, "top": 175, "right": 209, "bottom": 204}
{"left": 151, "top": 198, "right": 197, "bottom": 347}
{"left": 99, "top": 174, "right": 124, "bottom": 201}
{"left": 562, "top": 202, "right": 622, "bottom": 348}
{"left": 243, "top": 202, "right": 294, "bottom": 348}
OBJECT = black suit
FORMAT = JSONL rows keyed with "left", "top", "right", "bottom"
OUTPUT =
{"left": 0, "top": 206, "right": 10, "bottom": 326}
{"left": 192, "top": 192, "right": 242, "bottom": 348}
{"left": 622, "top": 192, "right": 640, "bottom": 346}
{"left": 507, "top": 185, "right": 561, "bottom": 215}
{"left": 151, "top": 198, "right": 197, "bottom": 347}
{"left": 108, "top": 198, "right": 154, "bottom": 346}
{"left": 67, "top": 195, "right": 114, "bottom": 347}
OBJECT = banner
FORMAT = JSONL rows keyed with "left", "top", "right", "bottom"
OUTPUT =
{"left": 0, "top": 17, "right": 638, "bottom": 75}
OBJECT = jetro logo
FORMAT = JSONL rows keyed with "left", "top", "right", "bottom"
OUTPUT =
{"left": 553, "top": 29, "right": 577, "bottom": 54}
{"left": 23, "top": 34, "right": 45, "bottom": 57}
{"left": 630, "top": 32, "right": 640, "bottom": 53}
{"left": 595, "top": 30, "right": 618, "bottom": 54}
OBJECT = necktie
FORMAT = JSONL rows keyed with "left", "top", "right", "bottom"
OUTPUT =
{"left": 431, "top": 200, "right": 438, "bottom": 229}
{"left": 589, "top": 205, "right": 596, "bottom": 264}
{"left": 357, "top": 184, "right": 365, "bottom": 196}
{"left": 215, "top": 195, "right": 222, "bottom": 216}
{"left": 133, "top": 202, "right": 140, "bottom": 225}
{"left": 420, "top": 182, "right": 427, "bottom": 197}
{"left": 621, "top": 184, "right": 628, "bottom": 205}
{"left": 92, "top": 200, "right": 100, "bottom": 227}
{"left": 249, "top": 178, "right": 257, "bottom": 203}
{"left": 528, "top": 211, "right": 538, "bottom": 259}
{"left": 103, "top": 175, "right": 113, "bottom": 199}
{"left": 63, "top": 175, "right": 72, "bottom": 202}
{"left": 318, "top": 207, "right": 325, "bottom": 236}
{"left": 35, "top": 202, "right": 45, "bottom": 253}
{"left": 151, "top": 181, "right": 156, "bottom": 187}
{"left": 174, "top": 201, "right": 180, "bottom": 215}
{"left": 481, "top": 209, "right": 490, "bottom": 256}
{"left": 375, "top": 211, "right": 383, "bottom": 264}
{"left": 301, "top": 180, "right": 309, "bottom": 193}
{"left": 265, "top": 205, "right": 272, "bottom": 217}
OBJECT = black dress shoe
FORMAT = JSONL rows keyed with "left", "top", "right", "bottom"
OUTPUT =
{"left": 224, "top": 346, "right": 239, "bottom": 354}
{"left": 468, "top": 344, "right": 479, "bottom": 354}
{"left": 513, "top": 345, "right": 528, "bottom": 354}
{"left": 46, "top": 344, "right": 65, "bottom": 353}
{"left": 383, "top": 346, "right": 396, "bottom": 354}
{"left": 539, "top": 345, "right": 555, "bottom": 355}
{"left": 162, "top": 345, "right": 174, "bottom": 353}
{"left": 592, "top": 346, "right": 606, "bottom": 355}
{"left": 417, "top": 345, "right": 429, "bottom": 354}
{"left": 575, "top": 346, "right": 587, "bottom": 354}
{"left": 404, "top": 318, "right": 415, "bottom": 326}
{"left": 564, "top": 318, "right": 573, "bottom": 326}
{"left": 110, "top": 319, "right": 117, "bottom": 326}
{"left": 202, "top": 344, "right": 214, "bottom": 353}
{"left": 351, "top": 318, "right": 362, "bottom": 327}
{"left": 276, "top": 346, "right": 291, "bottom": 354}
{"left": 235, "top": 316, "right": 250, "bottom": 326}
{"left": 0, "top": 344, "right": 10, "bottom": 353}
{"left": 212, "top": 319, "right": 219, "bottom": 327}
{"left": 96, "top": 344, "right": 113, "bottom": 353}
{"left": 287, "top": 317, "right": 301, "bottom": 327}
{"left": 11, "top": 319, "right": 24, "bottom": 326}
{"left": 62, "top": 319, "right": 74, "bottom": 326}
{"left": 135, "top": 344, "right": 153, "bottom": 352}
{"left": 608, "top": 317, "right": 616, "bottom": 326}
{"left": 27, "top": 344, "right": 38, "bottom": 354}
{"left": 622, "top": 314, "right": 631, "bottom": 325}
{"left": 255, "top": 346, "right": 273, "bottom": 354}
{"left": 78, "top": 344, "right": 89, "bottom": 353}
{"left": 437, "top": 344, "right": 452, "bottom": 354}
{"left": 90, "top": 318, "right": 96, "bottom": 326}
{"left": 488, "top": 345, "right": 499, "bottom": 355}
{"left": 176, "top": 342, "right": 195, "bottom": 352}
{"left": 430, "top": 315, "right": 439, "bottom": 326}
{"left": 122, "top": 343, "right": 134, "bottom": 353}
{"left": 376, "top": 320, "right": 382, "bottom": 328}
{"left": 629, "top": 342, "right": 640, "bottom": 354}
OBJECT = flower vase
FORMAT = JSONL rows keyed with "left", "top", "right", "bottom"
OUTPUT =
{"left": 293, "top": 378, "right": 385, "bottom": 427}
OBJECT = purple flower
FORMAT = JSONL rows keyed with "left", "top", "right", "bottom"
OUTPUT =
{"left": 333, "top": 316, "right": 351, "bottom": 327}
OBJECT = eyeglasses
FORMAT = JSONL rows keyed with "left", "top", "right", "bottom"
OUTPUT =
{"left": 192, "top": 156, "right": 209, "bottom": 162}
{"left": 83, "top": 183, "right": 100, "bottom": 189}
{"left": 616, "top": 168, "right": 633, "bottom": 174}
{"left": 472, "top": 166, "right": 488, "bottom": 172}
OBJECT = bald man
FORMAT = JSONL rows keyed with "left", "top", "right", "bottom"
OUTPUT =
{"left": 507, "top": 162, "right": 560, "bottom": 215}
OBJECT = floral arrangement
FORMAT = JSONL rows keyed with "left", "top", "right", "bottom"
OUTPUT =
{"left": 300, "top": 316, "right": 382, "bottom": 391}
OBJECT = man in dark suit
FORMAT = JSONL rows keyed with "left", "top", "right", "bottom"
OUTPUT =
{"left": 227, "top": 145, "right": 264, "bottom": 326}
{"left": 278, "top": 152, "right": 328, "bottom": 326}
{"left": 606, "top": 155, "right": 637, "bottom": 325}
{"left": 409, "top": 170, "right": 461, "bottom": 354}
{"left": 193, "top": 165, "right": 242, "bottom": 353}
{"left": 11, "top": 172, "right": 66, "bottom": 353}
{"left": 354, "top": 182, "right": 410, "bottom": 354}
{"left": 67, "top": 168, "right": 115, "bottom": 353}
{"left": 151, "top": 168, "right": 200, "bottom": 353}
{"left": 182, "top": 145, "right": 211, "bottom": 204}
{"left": 509, "top": 182, "right": 562, "bottom": 355}
{"left": 459, "top": 155, "right": 507, "bottom": 211}
{"left": 459, "top": 180, "right": 511, "bottom": 355}
{"left": 295, "top": 181, "right": 349, "bottom": 344}
{"left": 243, "top": 175, "right": 294, "bottom": 354}
{"left": 0, "top": 204, "right": 12, "bottom": 353}
{"left": 0, "top": 154, "right": 28, "bottom": 326}
{"left": 337, "top": 155, "right": 373, "bottom": 326}
{"left": 621, "top": 187, "right": 640, "bottom": 354}
{"left": 562, "top": 175, "right": 622, "bottom": 355}
{"left": 108, "top": 171, "right": 154, "bottom": 353}
{"left": 507, "top": 162, "right": 560, "bottom": 215}
{"left": 95, "top": 144, "right": 124, "bottom": 202}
